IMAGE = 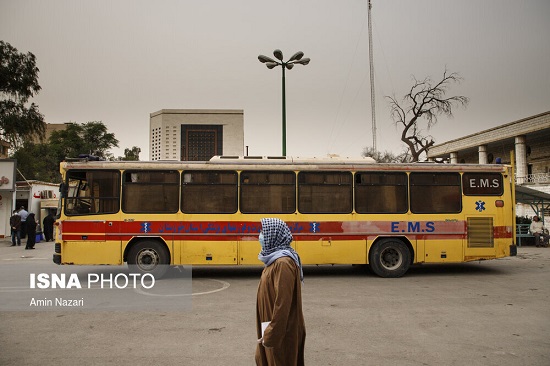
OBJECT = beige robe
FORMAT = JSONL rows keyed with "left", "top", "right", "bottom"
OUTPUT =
{"left": 255, "top": 256, "right": 306, "bottom": 365}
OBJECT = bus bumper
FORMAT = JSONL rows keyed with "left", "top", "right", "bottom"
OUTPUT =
{"left": 510, "top": 245, "right": 517, "bottom": 257}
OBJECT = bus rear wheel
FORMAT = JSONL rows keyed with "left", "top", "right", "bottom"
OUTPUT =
{"left": 127, "top": 240, "right": 170, "bottom": 278}
{"left": 369, "top": 238, "right": 411, "bottom": 278}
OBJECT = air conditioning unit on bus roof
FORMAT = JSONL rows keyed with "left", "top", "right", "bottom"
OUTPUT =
{"left": 210, "top": 155, "right": 376, "bottom": 163}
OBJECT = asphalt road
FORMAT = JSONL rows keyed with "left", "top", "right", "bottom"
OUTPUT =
{"left": 0, "top": 239, "right": 549, "bottom": 366}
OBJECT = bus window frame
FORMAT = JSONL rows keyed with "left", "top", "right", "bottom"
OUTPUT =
{"left": 462, "top": 172, "right": 504, "bottom": 196}
{"left": 355, "top": 171, "right": 409, "bottom": 214}
{"left": 122, "top": 170, "right": 180, "bottom": 214}
{"left": 64, "top": 169, "right": 121, "bottom": 216}
{"left": 409, "top": 172, "right": 462, "bottom": 214}
{"left": 181, "top": 170, "right": 238, "bottom": 214}
{"left": 240, "top": 170, "right": 296, "bottom": 214}
{"left": 298, "top": 171, "right": 353, "bottom": 214}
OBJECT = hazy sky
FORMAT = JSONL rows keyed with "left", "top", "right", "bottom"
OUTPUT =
{"left": 1, "top": 0, "right": 549, "bottom": 159}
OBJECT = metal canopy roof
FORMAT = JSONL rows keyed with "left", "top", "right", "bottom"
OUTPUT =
{"left": 516, "top": 185, "right": 550, "bottom": 218}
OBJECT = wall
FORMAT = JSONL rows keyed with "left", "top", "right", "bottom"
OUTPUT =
{"left": 14, "top": 181, "right": 59, "bottom": 236}
{"left": 0, "top": 160, "right": 17, "bottom": 238}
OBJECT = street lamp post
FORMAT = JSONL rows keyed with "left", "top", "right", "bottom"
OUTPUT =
{"left": 258, "top": 49, "right": 310, "bottom": 156}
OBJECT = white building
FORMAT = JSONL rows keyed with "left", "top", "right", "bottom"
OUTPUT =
{"left": 0, "top": 160, "right": 17, "bottom": 238}
{"left": 149, "top": 109, "right": 244, "bottom": 161}
{"left": 15, "top": 180, "right": 59, "bottom": 224}
{"left": 427, "top": 111, "right": 550, "bottom": 224}
{"left": 0, "top": 159, "right": 58, "bottom": 237}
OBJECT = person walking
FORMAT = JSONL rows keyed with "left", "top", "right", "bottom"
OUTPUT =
{"left": 10, "top": 210, "right": 21, "bottom": 246}
{"left": 255, "top": 218, "right": 305, "bottom": 366}
{"left": 25, "top": 213, "right": 37, "bottom": 250}
{"left": 43, "top": 211, "right": 55, "bottom": 242}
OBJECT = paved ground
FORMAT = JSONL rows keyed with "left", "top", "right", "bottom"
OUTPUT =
{"left": 0, "top": 239, "right": 549, "bottom": 366}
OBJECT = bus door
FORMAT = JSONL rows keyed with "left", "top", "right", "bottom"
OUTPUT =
{"left": 61, "top": 169, "right": 123, "bottom": 265}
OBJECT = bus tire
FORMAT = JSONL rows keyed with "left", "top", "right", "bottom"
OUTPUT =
{"left": 127, "top": 240, "right": 170, "bottom": 278}
{"left": 369, "top": 238, "right": 411, "bottom": 278}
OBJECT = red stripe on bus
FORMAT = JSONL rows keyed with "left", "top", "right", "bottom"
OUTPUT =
{"left": 60, "top": 219, "right": 512, "bottom": 241}
{"left": 62, "top": 234, "right": 472, "bottom": 242}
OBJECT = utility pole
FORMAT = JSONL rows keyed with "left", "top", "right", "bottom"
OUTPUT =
{"left": 368, "top": 0, "right": 377, "bottom": 151}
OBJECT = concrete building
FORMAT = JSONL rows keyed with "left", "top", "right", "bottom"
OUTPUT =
{"left": 14, "top": 180, "right": 59, "bottom": 225}
{"left": 2, "top": 122, "right": 71, "bottom": 158}
{"left": 32, "top": 122, "right": 72, "bottom": 144}
{"left": 0, "top": 160, "right": 16, "bottom": 238}
{"left": 149, "top": 109, "right": 244, "bottom": 161}
{"left": 427, "top": 111, "right": 550, "bottom": 222}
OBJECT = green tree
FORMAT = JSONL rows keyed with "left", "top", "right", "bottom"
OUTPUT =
{"left": 48, "top": 123, "right": 86, "bottom": 161}
{"left": 386, "top": 69, "right": 468, "bottom": 162}
{"left": 12, "top": 121, "right": 119, "bottom": 180}
{"left": 119, "top": 146, "right": 141, "bottom": 161}
{"left": 80, "top": 121, "right": 118, "bottom": 157}
{"left": 12, "top": 142, "right": 61, "bottom": 182}
{"left": 49, "top": 121, "right": 119, "bottom": 160}
{"left": 0, "top": 40, "right": 46, "bottom": 149}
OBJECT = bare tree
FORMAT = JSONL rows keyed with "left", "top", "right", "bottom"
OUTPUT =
{"left": 386, "top": 69, "right": 468, "bottom": 162}
{"left": 362, "top": 146, "right": 411, "bottom": 163}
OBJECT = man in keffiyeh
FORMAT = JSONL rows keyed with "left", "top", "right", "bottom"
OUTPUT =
{"left": 255, "top": 218, "right": 306, "bottom": 366}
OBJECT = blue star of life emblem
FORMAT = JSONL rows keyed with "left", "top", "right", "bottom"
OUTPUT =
{"left": 309, "top": 222, "right": 320, "bottom": 233}
{"left": 140, "top": 222, "right": 151, "bottom": 233}
{"left": 475, "top": 200, "right": 486, "bottom": 212}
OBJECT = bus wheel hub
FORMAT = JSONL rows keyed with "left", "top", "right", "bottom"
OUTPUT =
{"left": 381, "top": 248, "right": 401, "bottom": 269}
{"left": 137, "top": 249, "right": 159, "bottom": 269}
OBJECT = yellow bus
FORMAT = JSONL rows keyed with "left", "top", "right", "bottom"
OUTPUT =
{"left": 52, "top": 156, "right": 517, "bottom": 278}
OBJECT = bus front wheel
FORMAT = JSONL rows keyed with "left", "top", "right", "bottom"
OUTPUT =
{"left": 127, "top": 240, "right": 170, "bottom": 278}
{"left": 369, "top": 239, "right": 411, "bottom": 278}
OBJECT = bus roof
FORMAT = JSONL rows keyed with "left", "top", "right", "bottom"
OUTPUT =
{"left": 61, "top": 156, "right": 510, "bottom": 173}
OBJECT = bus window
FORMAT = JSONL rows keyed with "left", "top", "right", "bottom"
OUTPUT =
{"left": 240, "top": 171, "right": 296, "bottom": 213}
{"left": 122, "top": 170, "right": 179, "bottom": 213}
{"left": 182, "top": 171, "right": 237, "bottom": 213}
{"left": 462, "top": 173, "right": 503, "bottom": 196}
{"left": 410, "top": 172, "right": 461, "bottom": 213}
{"left": 298, "top": 172, "right": 352, "bottom": 213}
{"left": 65, "top": 170, "right": 120, "bottom": 216}
{"left": 355, "top": 172, "right": 408, "bottom": 213}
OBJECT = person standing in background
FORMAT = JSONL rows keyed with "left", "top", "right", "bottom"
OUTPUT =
{"left": 25, "top": 213, "right": 37, "bottom": 250}
{"left": 10, "top": 210, "right": 21, "bottom": 246}
{"left": 43, "top": 211, "right": 55, "bottom": 242}
{"left": 18, "top": 206, "right": 29, "bottom": 239}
